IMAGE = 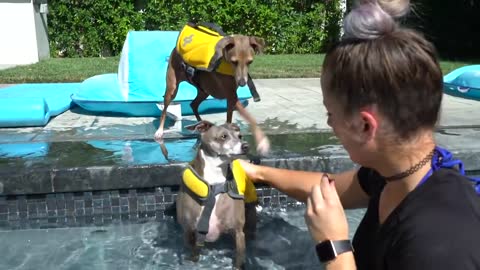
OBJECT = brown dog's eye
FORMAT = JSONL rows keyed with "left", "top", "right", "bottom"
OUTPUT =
{"left": 247, "top": 60, "right": 253, "bottom": 65}
{"left": 231, "top": 60, "right": 238, "bottom": 65}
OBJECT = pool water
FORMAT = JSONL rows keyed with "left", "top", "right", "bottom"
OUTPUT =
{"left": 0, "top": 206, "right": 365, "bottom": 270}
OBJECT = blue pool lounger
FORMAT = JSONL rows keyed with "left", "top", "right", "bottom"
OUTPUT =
{"left": 71, "top": 73, "right": 250, "bottom": 117}
{"left": 0, "top": 83, "right": 79, "bottom": 127}
{"left": 71, "top": 31, "right": 253, "bottom": 117}
{"left": 443, "top": 65, "right": 480, "bottom": 101}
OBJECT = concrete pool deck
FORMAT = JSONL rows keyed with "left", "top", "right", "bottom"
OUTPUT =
{"left": 0, "top": 78, "right": 480, "bottom": 196}
{"left": 2, "top": 78, "right": 480, "bottom": 139}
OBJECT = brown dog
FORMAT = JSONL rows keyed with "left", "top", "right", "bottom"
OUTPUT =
{"left": 176, "top": 121, "right": 257, "bottom": 269}
{"left": 154, "top": 28, "right": 270, "bottom": 156}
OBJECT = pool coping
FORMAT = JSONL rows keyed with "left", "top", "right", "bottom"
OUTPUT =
{"left": 1, "top": 142, "right": 480, "bottom": 196}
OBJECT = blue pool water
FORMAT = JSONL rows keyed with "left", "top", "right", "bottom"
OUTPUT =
{"left": 0, "top": 206, "right": 365, "bottom": 270}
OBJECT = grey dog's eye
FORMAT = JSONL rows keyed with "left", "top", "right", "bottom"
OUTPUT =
{"left": 221, "top": 134, "right": 228, "bottom": 140}
{"left": 238, "top": 134, "right": 243, "bottom": 139}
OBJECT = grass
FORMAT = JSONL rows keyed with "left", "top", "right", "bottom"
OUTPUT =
{"left": 439, "top": 60, "right": 479, "bottom": 75}
{"left": 0, "top": 54, "right": 323, "bottom": 83}
{"left": 0, "top": 54, "right": 476, "bottom": 83}
{"left": 0, "top": 57, "right": 121, "bottom": 83}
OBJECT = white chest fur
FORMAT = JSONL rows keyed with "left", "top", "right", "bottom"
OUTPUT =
{"left": 197, "top": 150, "right": 230, "bottom": 242}
{"left": 199, "top": 150, "right": 228, "bottom": 185}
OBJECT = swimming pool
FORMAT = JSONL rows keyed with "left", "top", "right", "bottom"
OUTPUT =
{"left": 2, "top": 127, "right": 479, "bottom": 270}
{"left": 0, "top": 205, "right": 365, "bottom": 270}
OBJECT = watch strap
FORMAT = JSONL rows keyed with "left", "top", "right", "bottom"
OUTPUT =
{"left": 316, "top": 239, "right": 353, "bottom": 263}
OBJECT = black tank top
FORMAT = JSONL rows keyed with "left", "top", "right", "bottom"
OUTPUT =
{"left": 353, "top": 167, "right": 480, "bottom": 270}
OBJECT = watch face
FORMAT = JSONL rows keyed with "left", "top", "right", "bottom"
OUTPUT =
{"left": 316, "top": 241, "right": 336, "bottom": 263}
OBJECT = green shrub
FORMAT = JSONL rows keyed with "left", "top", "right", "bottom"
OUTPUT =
{"left": 48, "top": 0, "right": 144, "bottom": 57}
{"left": 48, "top": 0, "right": 343, "bottom": 57}
{"left": 142, "top": 1, "right": 187, "bottom": 31}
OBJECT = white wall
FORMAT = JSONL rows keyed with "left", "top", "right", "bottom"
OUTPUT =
{"left": 33, "top": 2, "right": 49, "bottom": 60}
{"left": 0, "top": 0, "right": 49, "bottom": 65}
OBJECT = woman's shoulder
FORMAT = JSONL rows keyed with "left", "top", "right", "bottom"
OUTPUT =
{"left": 426, "top": 168, "right": 480, "bottom": 201}
{"left": 384, "top": 170, "right": 480, "bottom": 268}
{"left": 394, "top": 168, "right": 480, "bottom": 237}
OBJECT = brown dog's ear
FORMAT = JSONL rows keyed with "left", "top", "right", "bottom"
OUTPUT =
{"left": 216, "top": 36, "right": 235, "bottom": 57}
{"left": 185, "top": 121, "right": 215, "bottom": 133}
{"left": 249, "top": 37, "right": 265, "bottom": 54}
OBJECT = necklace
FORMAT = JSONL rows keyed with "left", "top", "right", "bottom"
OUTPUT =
{"left": 383, "top": 148, "right": 436, "bottom": 182}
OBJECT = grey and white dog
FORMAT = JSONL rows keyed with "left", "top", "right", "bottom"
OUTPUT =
{"left": 176, "top": 120, "right": 257, "bottom": 270}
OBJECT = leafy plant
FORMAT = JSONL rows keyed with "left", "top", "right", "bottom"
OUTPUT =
{"left": 47, "top": 0, "right": 343, "bottom": 57}
{"left": 48, "top": 0, "right": 143, "bottom": 57}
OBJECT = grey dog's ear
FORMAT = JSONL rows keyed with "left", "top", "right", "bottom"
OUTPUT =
{"left": 185, "top": 120, "right": 215, "bottom": 133}
{"left": 224, "top": 122, "right": 240, "bottom": 132}
{"left": 216, "top": 36, "right": 235, "bottom": 57}
{"left": 249, "top": 37, "right": 265, "bottom": 54}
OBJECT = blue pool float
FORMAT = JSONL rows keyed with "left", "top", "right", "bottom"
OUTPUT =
{"left": 71, "top": 30, "right": 252, "bottom": 117}
{"left": 72, "top": 73, "right": 250, "bottom": 117}
{"left": 443, "top": 65, "right": 480, "bottom": 101}
{"left": 0, "top": 83, "right": 79, "bottom": 127}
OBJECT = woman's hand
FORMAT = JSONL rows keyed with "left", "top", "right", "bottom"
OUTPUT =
{"left": 305, "top": 174, "right": 349, "bottom": 243}
{"left": 237, "top": 159, "right": 262, "bottom": 183}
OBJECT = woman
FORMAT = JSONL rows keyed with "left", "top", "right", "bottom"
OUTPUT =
{"left": 239, "top": 0, "right": 480, "bottom": 269}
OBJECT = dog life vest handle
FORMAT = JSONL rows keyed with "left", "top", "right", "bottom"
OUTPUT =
{"left": 195, "top": 21, "right": 227, "bottom": 36}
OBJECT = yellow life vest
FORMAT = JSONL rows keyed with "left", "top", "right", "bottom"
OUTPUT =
{"left": 181, "top": 159, "right": 258, "bottom": 203}
{"left": 176, "top": 23, "right": 235, "bottom": 76}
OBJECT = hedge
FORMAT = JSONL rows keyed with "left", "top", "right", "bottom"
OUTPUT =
{"left": 48, "top": 0, "right": 343, "bottom": 57}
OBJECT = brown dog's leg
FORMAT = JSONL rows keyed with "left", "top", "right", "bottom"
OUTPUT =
{"left": 190, "top": 89, "right": 209, "bottom": 121}
{"left": 233, "top": 229, "right": 246, "bottom": 270}
{"left": 154, "top": 53, "right": 180, "bottom": 141}
{"left": 234, "top": 100, "right": 270, "bottom": 155}
{"left": 226, "top": 98, "right": 237, "bottom": 123}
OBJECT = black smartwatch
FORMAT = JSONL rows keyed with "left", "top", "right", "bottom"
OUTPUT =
{"left": 316, "top": 239, "right": 353, "bottom": 263}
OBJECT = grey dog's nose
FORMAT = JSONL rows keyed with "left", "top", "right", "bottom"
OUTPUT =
{"left": 238, "top": 78, "right": 247, "bottom": 87}
{"left": 241, "top": 143, "right": 249, "bottom": 153}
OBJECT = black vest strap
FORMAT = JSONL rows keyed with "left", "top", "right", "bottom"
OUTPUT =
{"left": 247, "top": 74, "right": 261, "bottom": 102}
{"left": 195, "top": 182, "right": 227, "bottom": 246}
{"left": 193, "top": 164, "right": 247, "bottom": 246}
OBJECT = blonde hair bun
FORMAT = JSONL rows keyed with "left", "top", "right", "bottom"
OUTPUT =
{"left": 343, "top": 0, "right": 410, "bottom": 40}
{"left": 377, "top": 0, "right": 410, "bottom": 18}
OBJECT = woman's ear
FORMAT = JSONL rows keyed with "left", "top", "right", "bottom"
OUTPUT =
{"left": 358, "top": 108, "right": 378, "bottom": 142}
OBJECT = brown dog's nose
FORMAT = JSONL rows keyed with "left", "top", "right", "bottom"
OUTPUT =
{"left": 238, "top": 78, "right": 247, "bottom": 87}
{"left": 241, "top": 142, "right": 249, "bottom": 153}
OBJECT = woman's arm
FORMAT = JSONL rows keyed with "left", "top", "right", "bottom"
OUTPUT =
{"left": 326, "top": 252, "right": 356, "bottom": 270}
{"left": 305, "top": 175, "right": 357, "bottom": 269}
{"left": 238, "top": 160, "right": 369, "bottom": 208}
